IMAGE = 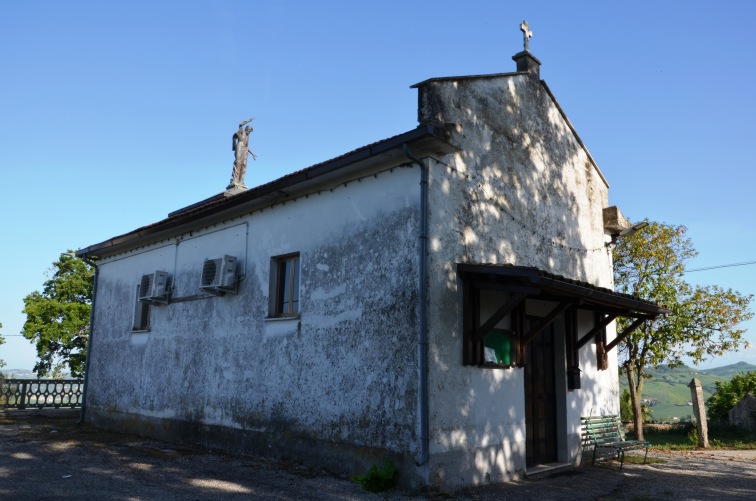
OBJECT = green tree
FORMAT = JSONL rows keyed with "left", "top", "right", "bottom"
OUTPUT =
{"left": 22, "top": 252, "right": 94, "bottom": 378}
{"left": 0, "top": 322, "right": 6, "bottom": 369}
{"left": 613, "top": 221, "right": 753, "bottom": 440}
{"left": 620, "top": 388, "right": 651, "bottom": 423}
{"left": 0, "top": 322, "right": 5, "bottom": 406}
{"left": 706, "top": 371, "right": 756, "bottom": 422}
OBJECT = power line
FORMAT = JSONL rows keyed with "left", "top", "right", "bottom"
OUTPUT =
{"left": 685, "top": 260, "right": 756, "bottom": 273}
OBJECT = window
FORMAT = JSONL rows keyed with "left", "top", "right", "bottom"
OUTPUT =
{"left": 132, "top": 285, "right": 151, "bottom": 331}
{"left": 483, "top": 329, "right": 516, "bottom": 366}
{"left": 272, "top": 253, "right": 300, "bottom": 317}
{"left": 461, "top": 286, "right": 525, "bottom": 367}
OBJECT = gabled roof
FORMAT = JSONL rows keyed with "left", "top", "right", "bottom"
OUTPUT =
{"left": 412, "top": 70, "right": 609, "bottom": 188}
{"left": 77, "top": 124, "right": 457, "bottom": 260}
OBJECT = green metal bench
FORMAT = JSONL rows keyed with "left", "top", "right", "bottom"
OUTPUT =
{"left": 581, "top": 415, "right": 650, "bottom": 470}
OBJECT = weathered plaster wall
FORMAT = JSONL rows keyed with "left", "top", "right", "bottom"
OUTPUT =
{"left": 418, "top": 71, "right": 617, "bottom": 488}
{"left": 85, "top": 65, "right": 622, "bottom": 491}
{"left": 86, "top": 166, "right": 423, "bottom": 483}
{"left": 571, "top": 311, "right": 621, "bottom": 461}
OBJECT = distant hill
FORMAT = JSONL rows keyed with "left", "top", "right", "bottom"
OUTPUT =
{"left": 1, "top": 369, "right": 35, "bottom": 378}
{"left": 701, "top": 361, "right": 756, "bottom": 379}
{"left": 619, "top": 362, "right": 756, "bottom": 422}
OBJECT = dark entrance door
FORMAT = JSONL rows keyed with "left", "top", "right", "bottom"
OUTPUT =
{"left": 524, "top": 320, "right": 558, "bottom": 467}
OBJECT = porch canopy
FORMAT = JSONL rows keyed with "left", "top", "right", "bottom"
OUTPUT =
{"left": 457, "top": 264, "right": 669, "bottom": 385}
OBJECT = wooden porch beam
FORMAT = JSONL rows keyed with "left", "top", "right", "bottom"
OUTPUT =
{"left": 605, "top": 317, "right": 647, "bottom": 352}
{"left": 575, "top": 314, "right": 618, "bottom": 349}
{"left": 521, "top": 302, "right": 572, "bottom": 346}
{"left": 472, "top": 292, "right": 528, "bottom": 341}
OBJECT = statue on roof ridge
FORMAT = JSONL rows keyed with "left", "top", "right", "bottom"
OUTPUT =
{"left": 228, "top": 117, "right": 256, "bottom": 190}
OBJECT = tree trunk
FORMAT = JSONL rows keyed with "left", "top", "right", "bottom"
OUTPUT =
{"left": 625, "top": 363, "right": 644, "bottom": 440}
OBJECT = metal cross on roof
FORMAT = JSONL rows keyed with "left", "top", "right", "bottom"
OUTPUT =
{"left": 520, "top": 20, "right": 532, "bottom": 52}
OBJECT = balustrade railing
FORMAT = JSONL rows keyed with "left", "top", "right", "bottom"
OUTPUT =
{"left": 0, "top": 379, "right": 84, "bottom": 410}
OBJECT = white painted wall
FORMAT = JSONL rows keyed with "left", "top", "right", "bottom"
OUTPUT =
{"left": 85, "top": 65, "right": 623, "bottom": 492}
{"left": 417, "top": 72, "right": 617, "bottom": 488}
{"left": 86, "top": 166, "right": 424, "bottom": 469}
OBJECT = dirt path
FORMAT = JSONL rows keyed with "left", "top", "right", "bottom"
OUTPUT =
{"left": 1, "top": 412, "right": 754, "bottom": 500}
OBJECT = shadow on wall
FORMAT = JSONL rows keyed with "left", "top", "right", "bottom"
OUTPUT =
{"left": 428, "top": 74, "right": 607, "bottom": 282}
{"left": 425, "top": 71, "right": 615, "bottom": 485}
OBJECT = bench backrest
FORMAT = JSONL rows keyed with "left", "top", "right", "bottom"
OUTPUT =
{"left": 581, "top": 415, "right": 626, "bottom": 446}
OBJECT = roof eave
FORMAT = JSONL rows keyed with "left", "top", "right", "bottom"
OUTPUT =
{"left": 77, "top": 124, "right": 458, "bottom": 260}
{"left": 456, "top": 263, "right": 669, "bottom": 317}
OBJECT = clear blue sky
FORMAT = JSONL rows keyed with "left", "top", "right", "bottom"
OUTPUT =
{"left": 2, "top": 1, "right": 755, "bottom": 371}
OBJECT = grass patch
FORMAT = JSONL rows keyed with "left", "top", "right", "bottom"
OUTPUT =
{"left": 642, "top": 423, "right": 756, "bottom": 450}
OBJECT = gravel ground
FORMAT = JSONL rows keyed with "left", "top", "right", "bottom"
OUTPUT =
{"left": 1, "top": 411, "right": 754, "bottom": 500}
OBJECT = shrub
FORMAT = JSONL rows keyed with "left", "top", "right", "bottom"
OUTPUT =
{"left": 687, "top": 424, "right": 698, "bottom": 446}
{"left": 706, "top": 371, "right": 756, "bottom": 422}
{"left": 351, "top": 460, "right": 397, "bottom": 492}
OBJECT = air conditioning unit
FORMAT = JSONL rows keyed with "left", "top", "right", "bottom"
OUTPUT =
{"left": 138, "top": 271, "right": 170, "bottom": 304}
{"left": 200, "top": 255, "right": 238, "bottom": 294}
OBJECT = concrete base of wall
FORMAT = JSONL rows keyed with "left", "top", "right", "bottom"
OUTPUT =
{"left": 85, "top": 407, "right": 424, "bottom": 490}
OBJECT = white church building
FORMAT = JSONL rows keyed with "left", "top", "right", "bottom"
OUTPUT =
{"left": 77, "top": 32, "right": 667, "bottom": 490}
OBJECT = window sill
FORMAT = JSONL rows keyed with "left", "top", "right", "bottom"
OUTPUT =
{"left": 263, "top": 315, "right": 300, "bottom": 339}
{"left": 264, "top": 315, "right": 301, "bottom": 323}
{"left": 131, "top": 329, "right": 151, "bottom": 334}
{"left": 467, "top": 362, "right": 520, "bottom": 370}
{"left": 130, "top": 330, "right": 150, "bottom": 347}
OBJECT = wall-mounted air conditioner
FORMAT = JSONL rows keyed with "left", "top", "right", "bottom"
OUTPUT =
{"left": 200, "top": 255, "right": 238, "bottom": 295}
{"left": 138, "top": 271, "right": 170, "bottom": 304}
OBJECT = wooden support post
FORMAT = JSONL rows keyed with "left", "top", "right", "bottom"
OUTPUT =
{"left": 462, "top": 279, "right": 474, "bottom": 364}
{"left": 688, "top": 378, "right": 709, "bottom": 448}
{"left": 595, "top": 312, "right": 608, "bottom": 370}
{"left": 565, "top": 306, "right": 580, "bottom": 389}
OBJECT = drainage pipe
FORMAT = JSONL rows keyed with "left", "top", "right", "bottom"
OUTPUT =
{"left": 403, "top": 144, "right": 430, "bottom": 469}
{"left": 77, "top": 256, "right": 99, "bottom": 425}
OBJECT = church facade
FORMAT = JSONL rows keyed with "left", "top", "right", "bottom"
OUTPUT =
{"left": 77, "top": 36, "right": 666, "bottom": 490}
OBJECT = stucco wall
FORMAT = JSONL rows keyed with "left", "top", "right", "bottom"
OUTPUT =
{"left": 86, "top": 166, "right": 424, "bottom": 482}
{"left": 418, "top": 72, "right": 618, "bottom": 488}
{"left": 84, "top": 66, "right": 623, "bottom": 491}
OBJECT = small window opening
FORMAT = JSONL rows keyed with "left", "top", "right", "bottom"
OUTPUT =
{"left": 132, "top": 285, "right": 151, "bottom": 331}
{"left": 272, "top": 253, "right": 300, "bottom": 316}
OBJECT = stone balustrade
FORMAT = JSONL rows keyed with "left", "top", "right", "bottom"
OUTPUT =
{"left": 0, "top": 379, "right": 83, "bottom": 410}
